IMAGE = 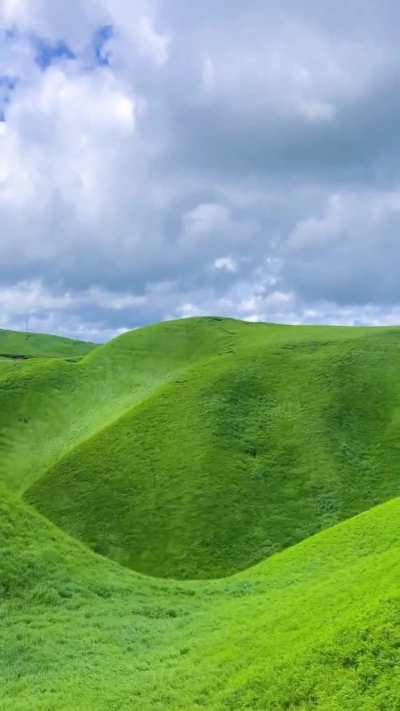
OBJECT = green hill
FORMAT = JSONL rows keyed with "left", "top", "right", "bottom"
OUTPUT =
{"left": 2, "top": 317, "right": 400, "bottom": 708}
{"left": 0, "top": 318, "right": 253, "bottom": 492}
{"left": 2, "top": 486, "right": 400, "bottom": 709}
{"left": 20, "top": 318, "right": 400, "bottom": 578}
{"left": 0, "top": 327, "right": 97, "bottom": 360}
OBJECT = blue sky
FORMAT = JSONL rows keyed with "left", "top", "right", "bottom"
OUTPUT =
{"left": 1, "top": 1, "right": 400, "bottom": 341}
{"left": 34, "top": 37, "right": 75, "bottom": 69}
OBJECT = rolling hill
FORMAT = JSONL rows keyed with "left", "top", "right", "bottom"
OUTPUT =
{"left": 2, "top": 317, "right": 400, "bottom": 708}
{"left": 0, "top": 327, "right": 97, "bottom": 360}
{"left": 19, "top": 317, "right": 400, "bottom": 578}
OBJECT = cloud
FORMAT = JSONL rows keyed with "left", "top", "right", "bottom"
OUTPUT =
{"left": 283, "top": 189, "right": 400, "bottom": 304}
{"left": 1, "top": 1, "right": 400, "bottom": 340}
{"left": 183, "top": 203, "right": 231, "bottom": 236}
{"left": 213, "top": 257, "right": 237, "bottom": 273}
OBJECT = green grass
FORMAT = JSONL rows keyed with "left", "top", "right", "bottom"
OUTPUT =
{"left": 0, "top": 328, "right": 97, "bottom": 360}
{"left": 1, "top": 486, "right": 400, "bottom": 709}
{"left": 2, "top": 317, "right": 400, "bottom": 708}
{"left": 1, "top": 318, "right": 257, "bottom": 493}
{"left": 21, "top": 318, "right": 400, "bottom": 578}
{"left": 0, "top": 328, "right": 97, "bottom": 384}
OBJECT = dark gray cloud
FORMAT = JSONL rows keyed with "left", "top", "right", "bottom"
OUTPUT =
{"left": 1, "top": 1, "right": 400, "bottom": 340}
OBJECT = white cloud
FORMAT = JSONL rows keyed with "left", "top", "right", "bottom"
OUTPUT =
{"left": 289, "top": 190, "right": 400, "bottom": 251}
{"left": 2, "top": 2, "right": 400, "bottom": 339}
{"left": 1, "top": 1, "right": 170, "bottom": 71}
{"left": 176, "top": 303, "right": 203, "bottom": 318}
{"left": 0, "top": 280, "right": 146, "bottom": 315}
{"left": 135, "top": 15, "right": 169, "bottom": 65}
{"left": 213, "top": 256, "right": 237, "bottom": 273}
{"left": 195, "top": 21, "right": 385, "bottom": 125}
{"left": 0, "top": 0, "right": 29, "bottom": 25}
{"left": 0, "top": 60, "right": 140, "bottom": 257}
{"left": 183, "top": 203, "right": 231, "bottom": 236}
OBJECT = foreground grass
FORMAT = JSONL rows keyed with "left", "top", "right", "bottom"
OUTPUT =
{"left": 1, "top": 488, "right": 400, "bottom": 709}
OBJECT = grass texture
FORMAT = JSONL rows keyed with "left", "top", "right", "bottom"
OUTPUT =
{"left": 1, "top": 488, "right": 400, "bottom": 709}
{"left": 18, "top": 318, "right": 400, "bottom": 578}
{"left": 2, "top": 317, "right": 400, "bottom": 708}
{"left": 0, "top": 328, "right": 96, "bottom": 360}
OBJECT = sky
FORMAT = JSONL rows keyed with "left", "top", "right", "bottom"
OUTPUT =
{"left": 1, "top": 1, "right": 400, "bottom": 341}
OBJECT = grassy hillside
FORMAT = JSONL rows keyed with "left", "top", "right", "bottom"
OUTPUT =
{"left": 0, "top": 328, "right": 96, "bottom": 360}
{"left": 23, "top": 319, "right": 400, "bottom": 578}
{"left": 1, "top": 318, "right": 260, "bottom": 493}
{"left": 1, "top": 486, "right": 400, "bottom": 709}
{"left": 2, "top": 317, "right": 400, "bottom": 708}
{"left": 0, "top": 328, "right": 96, "bottom": 385}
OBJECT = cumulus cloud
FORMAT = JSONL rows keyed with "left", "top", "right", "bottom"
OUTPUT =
{"left": 1, "top": 1, "right": 400, "bottom": 340}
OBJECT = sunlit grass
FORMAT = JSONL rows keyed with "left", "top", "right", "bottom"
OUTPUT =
{"left": 2, "top": 318, "right": 400, "bottom": 708}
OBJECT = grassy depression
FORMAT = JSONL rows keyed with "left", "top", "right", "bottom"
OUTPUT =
{"left": 1, "top": 487, "right": 400, "bottom": 709}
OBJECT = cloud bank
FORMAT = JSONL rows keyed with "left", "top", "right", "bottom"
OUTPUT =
{"left": 1, "top": 0, "right": 400, "bottom": 340}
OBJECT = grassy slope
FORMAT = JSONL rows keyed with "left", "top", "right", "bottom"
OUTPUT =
{"left": 0, "top": 328, "right": 96, "bottom": 383}
{"left": 26, "top": 320, "right": 400, "bottom": 578}
{"left": 1, "top": 487, "right": 400, "bottom": 710}
{"left": 0, "top": 318, "right": 246, "bottom": 492}
{"left": 0, "top": 328, "right": 96, "bottom": 359}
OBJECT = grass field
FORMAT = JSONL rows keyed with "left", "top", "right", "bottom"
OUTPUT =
{"left": 2, "top": 317, "right": 400, "bottom": 708}
{"left": 2, "top": 488, "right": 400, "bottom": 709}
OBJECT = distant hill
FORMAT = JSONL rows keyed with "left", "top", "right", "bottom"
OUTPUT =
{"left": 0, "top": 327, "right": 97, "bottom": 360}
